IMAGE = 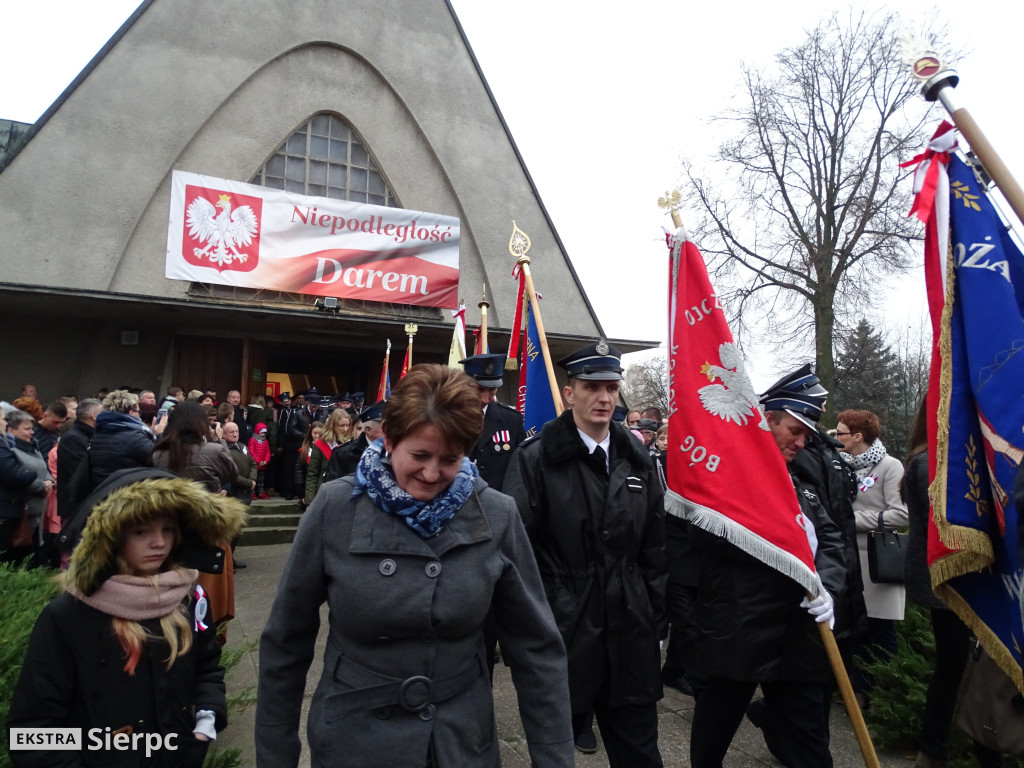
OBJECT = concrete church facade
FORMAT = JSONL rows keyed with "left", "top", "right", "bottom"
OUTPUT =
{"left": 0, "top": 0, "right": 647, "bottom": 402}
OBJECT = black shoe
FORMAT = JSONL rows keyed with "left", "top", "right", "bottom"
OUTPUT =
{"left": 233, "top": 560, "right": 247, "bottom": 570}
{"left": 747, "top": 698, "right": 787, "bottom": 765}
{"left": 662, "top": 672, "right": 695, "bottom": 697}
{"left": 574, "top": 727, "right": 598, "bottom": 754}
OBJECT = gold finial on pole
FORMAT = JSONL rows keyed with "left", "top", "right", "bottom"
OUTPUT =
{"left": 508, "top": 220, "right": 532, "bottom": 263}
{"left": 507, "top": 221, "right": 563, "bottom": 415}
{"left": 403, "top": 323, "right": 418, "bottom": 370}
{"left": 478, "top": 285, "right": 490, "bottom": 354}
{"left": 902, "top": 41, "right": 1024, "bottom": 228}
{"left": 658, "top": 189, "right": 683, "bottom": 229}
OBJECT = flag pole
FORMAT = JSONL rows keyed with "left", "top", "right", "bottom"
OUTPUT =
{"left": 401, "top": 323, "right": 417, "bottom": 378}
{"left": 478, "top": 285, "right": 489, "bottom": 354}
{"left": 508, "top": 221, "right": 563, "bottom": 416}
{"left": 664, "top": 210, "right": 880, "bottom": 768}
{"left": 817, "top": 617, "right": 881, "bottom": 768}
{"left": 377, "top": 339, "right": 391, "bottom": 401}
{"left": 911, "top": 57, "right": 1024, "bottom": 227}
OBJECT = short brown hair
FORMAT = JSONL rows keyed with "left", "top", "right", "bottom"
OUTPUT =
{"left": 837, "top": 409, "right": 881, "bottom": 444}
{"left": 382, "top": 365, "right": 482, "bottom": 455}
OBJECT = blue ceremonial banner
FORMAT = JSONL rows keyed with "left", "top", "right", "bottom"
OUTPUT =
{"left": 925, "top": 148, "right": 1024, "bottom": 691}
{"left": 522, "top": 303, "right": 556, "bottom": 438}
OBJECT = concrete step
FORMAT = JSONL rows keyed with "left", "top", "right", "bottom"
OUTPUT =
{"left": 239, "top": 525, "right": 299, "bottom": 546}
{"left": 245, "top": 512, "right": 303, "bottom": 528}
{"left": 240, "top": 498, "right": 304, "bottom": 546}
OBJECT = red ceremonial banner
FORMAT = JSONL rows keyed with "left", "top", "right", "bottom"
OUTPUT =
{"left": 665, "top": 232, "right": 820, "bottom": 594}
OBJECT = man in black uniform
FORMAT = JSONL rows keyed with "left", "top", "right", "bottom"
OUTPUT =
{"left": 460, "top": 353, "right": 527, "bottom": 492}
{"left": 504, "top": 341, "right": 667, "bottom": 768}
{"left": 688, "top": 366, "right": 850, "bottom": 768}
{"left": 322, "top": 401, "right": 385, "bottom": 482}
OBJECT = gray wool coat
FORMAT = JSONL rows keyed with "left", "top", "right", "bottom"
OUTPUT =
{"left": 255, "top": 475, "right": 574, "bottom": 768}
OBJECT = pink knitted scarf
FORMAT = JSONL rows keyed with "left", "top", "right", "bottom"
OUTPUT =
{"left": 68, "top": 568, "right": 198, "bottom": 620}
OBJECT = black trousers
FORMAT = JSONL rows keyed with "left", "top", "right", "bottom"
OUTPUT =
{"left": 920, "top": 608, "right": 1004, "bottom": 767}
{"left": 691, "top": 677, "right": 832, "bottom": 768}
{"left": 279, "top": 448, "right": 298, "bottom": 499}
{"left": 571, "top": 686, "right": 662, "bottom": 768}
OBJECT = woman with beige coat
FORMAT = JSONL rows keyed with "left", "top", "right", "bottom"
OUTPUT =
{"left": 836, "top": 408, "right": 907, "bottom": 706}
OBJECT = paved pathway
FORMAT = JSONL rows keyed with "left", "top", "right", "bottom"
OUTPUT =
{"left": 220, "top": 543, "right": 915, "bottom": 767}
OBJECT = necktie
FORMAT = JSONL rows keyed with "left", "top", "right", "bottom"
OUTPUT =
{"left": 590, "top": 445, "right": 608, "bottom": 476}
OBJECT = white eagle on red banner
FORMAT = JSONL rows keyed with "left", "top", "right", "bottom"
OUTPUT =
{"left": 186, "top": 194, "right": 259, "bottom": 267}
{"left": 698, "top": 342, "right": 768, "bottom": 430}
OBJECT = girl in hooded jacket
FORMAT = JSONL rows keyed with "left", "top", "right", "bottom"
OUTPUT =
{"left": 7, "top": 471, "right": 246, "bottom": 768}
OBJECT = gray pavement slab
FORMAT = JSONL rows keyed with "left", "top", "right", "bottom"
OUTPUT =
{"left": 220, "top": 543, "right": 914, "bottom": 767}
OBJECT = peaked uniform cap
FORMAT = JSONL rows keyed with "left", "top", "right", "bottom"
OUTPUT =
{"left": 459, "top": 353, "right": 507, "bottom": 387}
{"left": 556, "top": 340, "right": 623, "bottom": 380}
{"left": 357, "top": 400, "right": 386, "bottom": 423}
{"left": 65, "top": 469, "right": 248, "bottom": 596}
{"left": 759, "top": 363, "right": 828, "bottom": 430}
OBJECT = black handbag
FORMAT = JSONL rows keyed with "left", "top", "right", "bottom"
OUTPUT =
{"left": 867, "top": 510, "right": 907, "bottom": 584}
{"left": 955, "top": 637, "right": 1024, "bottom": 756}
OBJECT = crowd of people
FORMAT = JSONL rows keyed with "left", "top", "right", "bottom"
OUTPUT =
{"left": 3, "top": 344, "right": 1019, "bottom": 768}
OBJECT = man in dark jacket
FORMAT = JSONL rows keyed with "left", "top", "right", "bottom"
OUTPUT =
{"left": 56, "top": 398, "right": 101, "bottom": 519}
{"left": 280, "top": 393, "right": 309, "bottom": 499}
{"left": 33, "top": 401, "right": 68, "bottom": 458}
{"left": 689, "top": 366, "right": 849, "bottom": 768}
{"left": 791, "top": 426, "right": 867, "bottom": 642}
{"left": 323, "top": 401, "right": 385, "bottom": 482}
{"left": 504, "top": 341, "right": 667, "bottom": 768}
{"left": 460, "top": 353, "right": 527, "bottom": 492}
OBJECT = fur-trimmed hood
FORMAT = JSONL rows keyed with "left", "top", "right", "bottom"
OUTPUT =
{"left": 67, "top": 472, "right": 248, "bottom": 595}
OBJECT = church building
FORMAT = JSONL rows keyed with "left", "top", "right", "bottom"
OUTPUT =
{"left": 0, "top": 0, "right": 649, "bottom": 403}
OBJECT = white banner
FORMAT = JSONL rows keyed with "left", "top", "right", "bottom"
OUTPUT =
{"left": 166, "top": 170, "right": 460, "bottom": 307}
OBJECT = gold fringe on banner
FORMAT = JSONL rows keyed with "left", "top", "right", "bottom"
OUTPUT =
{"left": 929, "top": 239, "right": 994, "bottom": 573}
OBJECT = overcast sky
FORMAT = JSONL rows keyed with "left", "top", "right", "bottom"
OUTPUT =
{"left": 2, "top": 0, "right": 1020, "bottom": 382}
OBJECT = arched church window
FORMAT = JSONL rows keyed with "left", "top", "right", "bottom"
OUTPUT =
{"left": 250, "top": 114, "right": 399, "bottom": 208}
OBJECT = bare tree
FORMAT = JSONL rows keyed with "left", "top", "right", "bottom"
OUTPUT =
{"left": 681, "top": 11, "right": 942, "bottom": 407}
{"left": 623, "top": 355, "right": 669, "bottom": 416}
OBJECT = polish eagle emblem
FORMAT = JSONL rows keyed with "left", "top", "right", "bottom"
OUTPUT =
{"left": 186, "top": 194, "right": 259, "bottom": 267}
{"left": 698, "top": 342, "right": 769, "bottom": 430}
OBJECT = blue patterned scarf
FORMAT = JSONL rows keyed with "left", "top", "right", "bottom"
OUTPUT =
{"left": 351, "top": 438, "right": 478, "bottom": 538}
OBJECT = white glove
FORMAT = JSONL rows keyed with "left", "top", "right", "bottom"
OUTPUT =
{"left": 800, "top": 591, "right": 835, "bottom": 629}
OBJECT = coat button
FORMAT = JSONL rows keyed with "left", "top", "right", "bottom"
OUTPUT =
{"left": 379, "top": 559, "right": 397, "bottom": 576}
{"left": 601, "top": 530, "right": 610, "bottom": 540}
{"left": 418, "top": 704, "right": 436, "bottom": 721}
{"left": 424, "top": 561, "right": 442, "bottom": 578}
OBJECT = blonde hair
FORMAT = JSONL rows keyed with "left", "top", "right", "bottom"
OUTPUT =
{"left": 321, "top": 409, "right": 353, "bottom": 444}
{"left": 112, "top": 603, "right": 194, "bottom": 675}
{"left": 102, "top": 389, "right": 139, "bottom": 415}
{"left": 300, "top": 421, "right": 325, "bottom": 457}
{"left": 110, "top": 518, "right": 194, "bottom": 675}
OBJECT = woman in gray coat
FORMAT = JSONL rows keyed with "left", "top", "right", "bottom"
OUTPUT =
{"left": 256, "top": 365, "right": 573, "bottom": 768}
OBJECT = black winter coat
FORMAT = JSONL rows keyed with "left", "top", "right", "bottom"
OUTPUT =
{"left": 790, "top": 431, "right": 867, "bottom": 640}
{"left": 89, "top": 411, "right": 155, "bottom": 489}
{"left": 504, "top": 411, "right": 667, "bottom": 710}
{"left": 285, "top": 407, "right": 313, "bottom": 448}
{"left": 0, "top": 436, "right": 37, "bottom": 521}
{"left": 57, "top": 420, "right": 93, "bottom": 519}
{"left": 904, "top": 451, "right": 945, "bottom": 610}
{"left": 9, "top": 593, "right": 224, "bottom": 768}
{"left": 323, "top": 432, "right": 369, "bottom": 482}
{"left": 691, "top": 473, "right": 848, "bottom": 684}
{"left": 469, "top": 403, "right": 527, "bottom": 492}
